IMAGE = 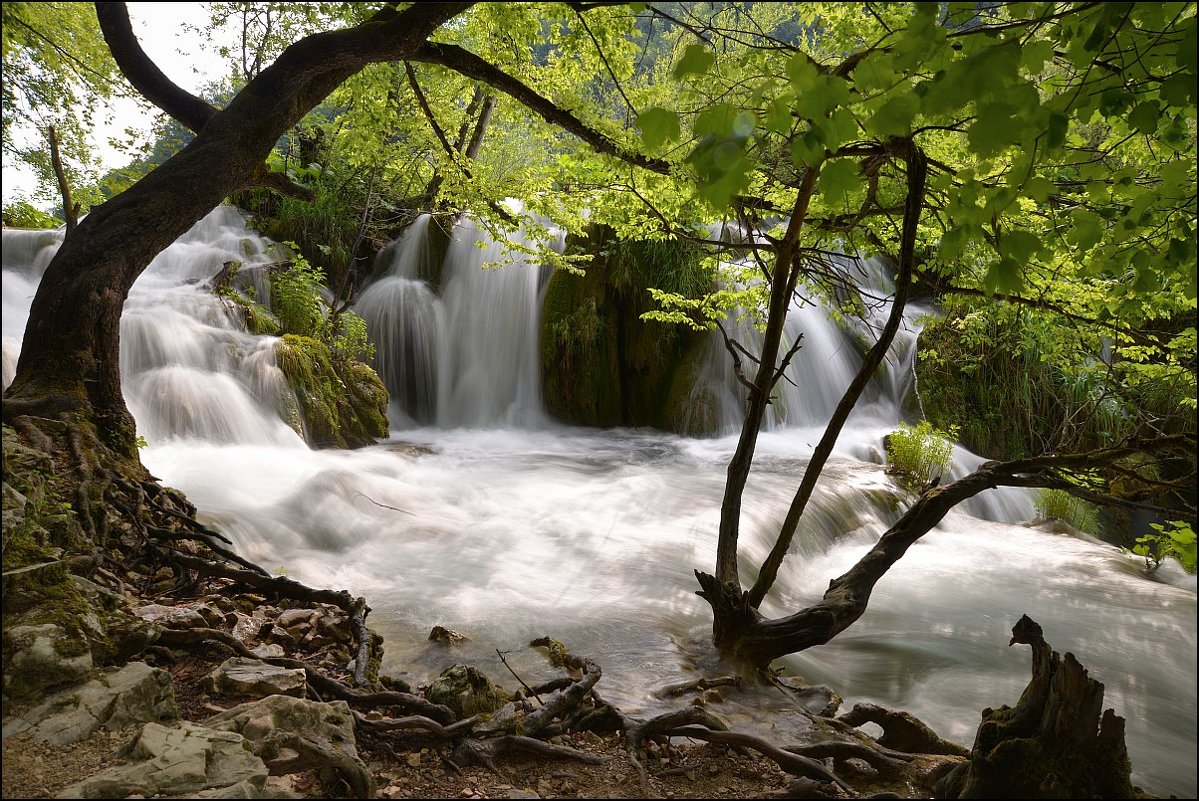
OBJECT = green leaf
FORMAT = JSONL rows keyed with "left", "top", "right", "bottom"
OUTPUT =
{"left": 637, "top": 107, "right": 680, "bottom": 150}
{"left": 1160, "top": 73, "right": 1195, "bottom": 107}
{"left": 790, "top": 131, "right": 824, "bottom": 169}
{"left": 1020, "top": 39, "right": 1055, "bottom": 72}
{"left": 793, "top": 75, "right": 852, "bottom": 120}
{"left": 764, "top": 98, "right": 793, "bottom": 134}
{"left": 867, "top": 93, "right": 918, "bottom": 138}
{"left": 785, "top": 53, "right": 819, "bottom": 89}
{"left": 983, "top": 257, "right": 1025, "bottom": 294}
{"left": 967, "top": 103, "right": 1022, "bottom": 155}
{"left": 1128, "top": 101, "right": 1160, "bottom": 134}
{"left": 1045, "top": 112, "right": 1069, "bottom": 151}
{"left": 674, "top": 44, "right": 715, "bottom": 79}
{"left": 998, "top": 230, "right": 1042, "bottom": 263}
{"left": 1022, "top": 176, "right": 1055, "bottom": 202}
{"left": 694, "top": 103, "right": 738, "bottom": 138}
{"left": 819, "top": 158, "right": 861, "bottom": 206}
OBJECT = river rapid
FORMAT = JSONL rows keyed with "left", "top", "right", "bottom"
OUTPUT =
{"left": 3, "top": 208, "right": 1195, "bottom": 797}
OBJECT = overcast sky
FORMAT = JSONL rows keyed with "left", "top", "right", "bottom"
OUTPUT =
{"left": 3, "top": 3, "right": 230, "bottom": 204}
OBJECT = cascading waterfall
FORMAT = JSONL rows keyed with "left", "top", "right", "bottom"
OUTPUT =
{"left": 2, "top": 209, "right": 1194, "bottom": 797}
{"left": 356, "top": 213, "right": 556, "bottom": 429}
{"left": 3, "top": 207, "right": 303, "bottom": 447}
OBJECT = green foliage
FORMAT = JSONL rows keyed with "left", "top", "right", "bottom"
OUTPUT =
{"left": 2, "top": 201, "right": 61, "bottom": 229}
{"left": 1130, "top": 521, "right": 1197, "bottom": 574}
{"left": 885, "top": 421, "right": 958, "bottom": 492}
{"left": 329, "top": 310, "right": 374, "bottom": 364}
{"left": 2, "top": 2, "right": 122, "bottom": 209}
{"left": 1035, "top": 489, "right": 1100, "bottom": 534}
{"left": 269, "top": 252, "right": 327, "bottom": 338}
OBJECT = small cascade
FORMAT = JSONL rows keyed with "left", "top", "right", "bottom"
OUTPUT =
{"left": 690, "top": 252, "right": 922, "bottom": 433}
{"left": 2, "top": 208, "right": 304, "bottom": 447}
{"left": 355, "top": 213, "right": 557, "bottom": 429}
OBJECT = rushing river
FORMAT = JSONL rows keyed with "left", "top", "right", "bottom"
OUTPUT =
{"left": 3, "top": 209, "right": 1195, "bottom": 797}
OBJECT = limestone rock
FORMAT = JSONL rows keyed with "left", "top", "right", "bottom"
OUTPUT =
{"left": 55, "top": 721, "right": 268, "bottom": 799}
{"left": 133, "top": 603, "right": 207, "bottom": 629}
{"left": 425, "top": 664, "right": 509, "bottom": 719}
{"left": 204, "top": 694, "right": 374, "bottom": 798}
{"left": 205, "top": 657, "right": 307, "bottom": 699}
{"left": 2, "top": 623, "right": 93, "bottom": 700}
{"left": 2, "top": 661, "right": 178, "bottom": 745}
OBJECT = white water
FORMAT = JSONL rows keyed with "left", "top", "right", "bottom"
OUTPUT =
{"left": 3, "top": 210, "right": 1195, "bottom": 797}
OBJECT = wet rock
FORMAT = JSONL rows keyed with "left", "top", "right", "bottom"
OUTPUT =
{"left": 425, "top": 665, "right": 509, "bottom": 719}
{"left": 2, "top": 623, "right": 93, "bottom": 700}
{"left": 205, "top": 657, "right": 307, "bottom": 699}
{"left": 55, "top": 721, "right": 268, "bottom": 799}
{"left": 776, "top": 678, "right": 843, "bottom": 716}
{"left": 204, "top": 694, "right": 374, "bottom": 798}
{"left": 2, "top": 660, "right": 178, "bottom": 746}
{"left": 428, "top": 625, "right": 469, "bottom": 644}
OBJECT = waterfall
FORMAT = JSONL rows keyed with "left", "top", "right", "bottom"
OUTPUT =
{"left": 4, "top": 209, "right": 1194, "bottom": 798}
{"left": 689, "top": 251, "right": 927, "bottom": 432}
{"left": 2, "top": 207, "right": 304, "bottom": 447}
{"left": 355, "top": 213, "right": 557, "bottom": 429}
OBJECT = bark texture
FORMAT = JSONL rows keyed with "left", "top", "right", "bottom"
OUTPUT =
{"left": 935, "top": 615, "right": 1134, "bottom": 799}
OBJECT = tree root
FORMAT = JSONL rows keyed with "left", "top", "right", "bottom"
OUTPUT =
{"left": 450, "top": 735, "right": 607, "bottom": 773}
{"left": 836, "top": 702, "right": 968, "bottom": 757}
{"left": 352, "top": 711, "right": 479, "bottom": 738}
{"left": 155, "top": 626, "right": 453, "bottom": 723}
{"left": 667, "top": 727, "right": 855, "bottom": 795}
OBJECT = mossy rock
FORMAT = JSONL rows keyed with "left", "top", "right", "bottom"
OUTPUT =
{"left": 540, "top": 225, "right": 712, "bottom": 432}
{"left": 424, "top": 664, "right": 509, "bottom": 720}
{"left": 274, "top": 335, "right": 388, "bottom": 449}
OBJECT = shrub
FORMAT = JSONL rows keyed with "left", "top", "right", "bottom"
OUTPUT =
{"left": 270, "top": 253, "right": 326, "bottom": 338}
{"left": 1035, "top": 489, "right": 1100, "bottom": 533}
{"left": 885, "top": 421, "right": 958, "bottom": 491}
{"left": 1129, "top": 521, "right": 1197, "bottom": 574}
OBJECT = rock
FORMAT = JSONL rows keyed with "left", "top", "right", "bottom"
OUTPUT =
{"left": 133, "top": 604, "right": 207, "bottom": 629}
{"left": 428, "top": 625, "right": 469, "bottom": 644}
{"left": 205, "top": 657, "right": 307, "bottom": 699}
{"left": 317, "top": 613, "right": 351, "bottom": 642}
{"left": 276, "top": 608, "right": 315, "bottom": 630}
{"left": 55, "top": 721, "right": 268, "bottom": 799}
{"left": 2, "top": 623, "right": 93, "bottom": 700}
{"left": 250, "top": 644, "right": 286, "bottom": 659}
{"left": 2, "top": 661, "right": 179, "bottom": 745}
{"left": 232, "top": 614, "right": 268, "bottom": 644}
{"left": 204, "top": 694, "right": 374, "bottom": 798}
{"left": 425, "top": 664, "right": 509, "bottom": 719}
{"left": 776, "top": 679, "right": 843, "bottom": 717}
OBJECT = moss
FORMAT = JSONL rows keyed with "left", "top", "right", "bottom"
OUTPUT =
{"left": 540, "top": 226, "right": 712, "bottom": 431}
{"left": 274, "top": 335, "right": 389, "bottom": 448}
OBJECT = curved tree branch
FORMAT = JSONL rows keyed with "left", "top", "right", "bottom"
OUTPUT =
{"left": 411, "top": 41, "right": 673, "bottom": 175}
{"left": 95, "top": 2, "right": 219, "bottom": 132}
{"left": 703, "top": 432, "right": 1195, "bottom": 667}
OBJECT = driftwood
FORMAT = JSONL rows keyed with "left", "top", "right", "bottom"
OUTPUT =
{"left": 935, "top": 615, "right": 1135, "bottom": 799}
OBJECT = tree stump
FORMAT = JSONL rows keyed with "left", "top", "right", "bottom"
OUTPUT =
{"left": 935, "top": 615, "right": 1135, "bottom": 799}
